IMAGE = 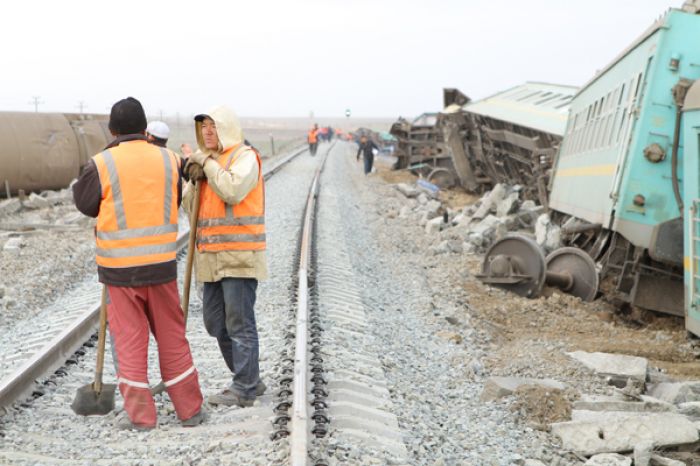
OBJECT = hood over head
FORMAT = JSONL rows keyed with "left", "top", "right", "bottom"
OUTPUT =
{"left": 195, "top": 106, "right": 244, "bottom": 154}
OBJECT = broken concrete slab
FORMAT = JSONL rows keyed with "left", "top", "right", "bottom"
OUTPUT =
{"left": 23, "top": 192, "right": 50, "bottom": 209}
{"left": 2, "top": 237, "right": 23, "bottom": 253}
{"left": 584, "top": 453, "right": 631, "bottom": 466}
{"left": 678, "top": 401, "right": 700, "bottom": 417}
{"left": 480, "top": 376, "right": 566, "bottom": 402}
{"left": 646, "top": 381, "right": 700, "bottom": 405}
{"left": 650, "top": 454, "right": 686, "bottom": 466}
{"left": 634, "top": 441, "right": 653, "bottom": 466}
{"left": 425, "top": 216, "right": 444, "bottom": 235}
{"left": 535, "top": 213, "right": 561, "bottom": 252}
{"left": 395, "top": 183, "right": 420, "bottom": 198}
{"left": 496, "top": 192, "right": 520, "bottom": 217}
{"left": 551, "top": 412, "right": 698, "bottom": 456}
{"left": 566, "top": 351, "right": 648, "bottom": 384}
{"left": 0, "top": 198, "right": 21, "bottom": 216}
{"left": 472, "top": 184, "right": 506, "bottom": 220}
{"left": 573, "top": 394, "right": 674, "bottom": 413}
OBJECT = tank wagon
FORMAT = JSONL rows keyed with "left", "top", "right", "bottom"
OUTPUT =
{"left": 440, "top": 82, "right": 577, "bottom": 204}
{"left": 478, "top": 1, "right": 700, "bottom": 336}
{"left": 0, "top": 112, "right": 110, "bottom": 194}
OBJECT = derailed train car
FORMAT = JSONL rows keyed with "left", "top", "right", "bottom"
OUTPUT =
{"left": 440, "top": 82, "right": 577, "bottom": 205}
{"left": 478, "top": 1, "right": 700, "bottom": 336}
{"left": 0, "top": 112, "right": 110, "bottom": 194}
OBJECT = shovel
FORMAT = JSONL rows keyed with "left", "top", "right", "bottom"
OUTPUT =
{"left": 150, "top": 179, "right": 202, "bottom": 396}
{"left": 71, "top": 285, "right": 116, "bottom": 415}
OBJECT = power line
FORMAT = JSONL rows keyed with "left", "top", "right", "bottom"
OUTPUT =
{"left": 76, "top": 101, "right": 87, "bottom": 114}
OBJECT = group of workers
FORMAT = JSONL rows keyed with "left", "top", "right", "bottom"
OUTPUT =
{"left": 72, "top": 97, "right": 266, "bottom": 430}
{"left": 307, "top": 124, "right": 379, "bottom": 175}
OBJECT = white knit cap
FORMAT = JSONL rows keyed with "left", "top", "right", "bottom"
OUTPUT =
{"left": 146, "top": 120, "right": 170, "bottom": 140}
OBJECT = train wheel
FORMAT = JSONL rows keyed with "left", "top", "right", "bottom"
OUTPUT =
{"left": 427, "top": 168, "right": 456, "bottom": 189}
{"left": 545, "top": 247, "right": 599, "bottom": 302}
{"left": 478, "top": 234, "right": 546, "bottom": 298}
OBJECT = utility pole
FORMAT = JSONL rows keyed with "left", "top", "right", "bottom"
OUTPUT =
{"left": 29, "top": 96, "right": 44, "bottom": 113}
{"left": 159, "top": 109, "right": 164, "bottom": 121}
{"left": 76, "top": 101, "right": 87, "bottom": 114}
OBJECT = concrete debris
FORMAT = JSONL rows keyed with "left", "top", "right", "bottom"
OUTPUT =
{"left": 572, "top": 395, "right": 673, "bottom": 413}
{"left": 535, "top": 213, "right": 561, "bottom": 252}
{"left": 480, "top": 376, "right": 566, "bottom": 402}
{"left": 425, "top": 216, "right": 444, "bottom": 235}
{"left": 566, "top": 351, "right": 648, "bottom": 384}
{"left": 0, "top": 198, "right": 21, "bottom": 216}
{"left": 583, "top": 453, "right": 631, "bottom": 466}
{"left": 417, "top": 193, "right": 429, "bottom": 205}
{"left": 472, "top": 183, "right": 506, "bottom": 220}
{"left": 425, "top": 200, "right": 442, "bottom": 219}
{"left": 646, "top": 381, "right": 700, "bottom": 405}
{"left": 677, "top": 401, "right": 700, "bottom": 417}
{"left": 3, "top": 236, "right": 23, "bottom": 253}
{"left": 523, "top": 460, "right": 547, "bottom": 466}
{"left": 633, "top": 441, "right": 653, "bottom": 466}
{"left": 395, "top": 183, "right": 421, "bottom": 199}
{"left": 22, "top": 192, "right": 50, "bottom": 210}
{"left": 399, "top": 205, "right": 412, "bottom": 218}
{"left": 496, "top": 192, "right": 520, "bottom": 217}
{"left": 649, "top": 454, "right": 686, "bottom": 466}
{"left": 551, "top": 412, "right": 698, "bottom": 456}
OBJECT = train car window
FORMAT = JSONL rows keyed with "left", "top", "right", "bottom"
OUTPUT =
{"left": 516, "top": 91, "right": 541, "bottom": 102}
{"left": 633, "top": 72, "right": 643, "bottom": 98}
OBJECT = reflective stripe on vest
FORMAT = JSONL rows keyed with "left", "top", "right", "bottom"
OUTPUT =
{"left": 196, "top": 145, "right": 266, "bottom": 253}
{"left": 94, "top": 144, "right": 179, "bottom": 268}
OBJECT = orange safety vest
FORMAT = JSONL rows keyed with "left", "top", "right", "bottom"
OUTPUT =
{"left": 93, "top": 141, "right": 180, "bottom": 269}
{"left": 196, "top": 145, "right": 266, "bottom": 253}
{"left": 308, "top": 129, "right": 318, "bottom": 144}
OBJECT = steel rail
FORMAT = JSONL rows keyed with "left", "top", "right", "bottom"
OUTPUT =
{"left": 290, "top": 141, "right": 334, "bottom": 466}
{"left": 0, "top": 144, "right": 308, "bottom": 412}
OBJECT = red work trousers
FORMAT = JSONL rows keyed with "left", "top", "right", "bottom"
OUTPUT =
{"left": 107, "top": 280, "right": 203, "bottom": 428}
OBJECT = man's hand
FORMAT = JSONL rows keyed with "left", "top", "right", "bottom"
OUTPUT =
{"left": 181, "top": 143, "right": 193, "bottom": 157}
{"left": 189, "top": 151, "right": 211, "bottom": 167}
{"left": 185, "top": 159, "right": 206, "bottom": 181}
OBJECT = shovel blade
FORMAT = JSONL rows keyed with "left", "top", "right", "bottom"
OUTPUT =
{"left": 71, "top": 382, "right": 117, "bottom": 416}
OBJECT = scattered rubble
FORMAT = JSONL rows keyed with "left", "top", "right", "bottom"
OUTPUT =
{"left": 646, "top": 381, "right": 700, "bottom": 404}
{"left": 480, "top": 376, "right": 567, "bottom": 402}
{"left": 551, "top": 412, "right": 698, "bottom": 456}
{"left": 583, "top": 453, "right": 631, "bottom": 466}
{"left": 566, "top": 351, "right": 648, "bottom": 385}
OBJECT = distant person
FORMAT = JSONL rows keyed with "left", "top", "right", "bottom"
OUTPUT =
{"left": 356, "top": 135, "right": 379, "bottom": 175}
{"left": 72, "top": 97, "right": 204, "bottom": 430}
{"left": 327, "top": 126, "right": 334, "bottom": 141}
{"left": 146, "top": 121, "right": 170, "bottom": 148}
{"left": 308, "top": 124, "right": 319, "bottom": 156}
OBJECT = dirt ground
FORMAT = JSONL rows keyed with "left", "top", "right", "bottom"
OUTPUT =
{"left": 374, "top": 161, "right": 700, "bottom": 381}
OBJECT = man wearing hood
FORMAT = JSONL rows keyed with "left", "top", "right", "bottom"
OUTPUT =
{"left": 182, "top": 106, "right": 267, "bottom": 408}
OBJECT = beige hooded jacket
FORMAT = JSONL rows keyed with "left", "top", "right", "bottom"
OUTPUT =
{"left": 182, "top": 106, "right": 268, "bottom": 282}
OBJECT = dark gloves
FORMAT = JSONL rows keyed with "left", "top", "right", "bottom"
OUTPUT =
{"left": 184, "top": 158, "right": 206, "bottom": 182}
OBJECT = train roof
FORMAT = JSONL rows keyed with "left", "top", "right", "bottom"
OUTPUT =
{"left": 457, "top": 82, "right": 578, "bottom": 136}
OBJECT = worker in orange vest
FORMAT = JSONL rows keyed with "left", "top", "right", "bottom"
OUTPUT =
{"left": 182, "top": 106, "right": 267, "bottom": 408}
{"left": 308, "top": 124, "right": 319, "bottom": 156}
{"left": 72, "top": 97, "right": 204, "bottom": 430}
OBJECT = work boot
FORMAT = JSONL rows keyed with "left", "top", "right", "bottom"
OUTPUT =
{"left": 114, "top": 411, "right": 154, "bottom": 431}
{"left": 181, "top": 408, "right": 207, "bottom": 427}
{"left": 207, "top": 389, "right": 255, "bottom": 408}
{"left": 255, "top": 380, "right": 267, "bottom": 397}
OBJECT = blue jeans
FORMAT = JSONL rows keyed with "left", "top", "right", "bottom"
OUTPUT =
{"left": 202, "top": 278, "right": 260, "bottom": 399}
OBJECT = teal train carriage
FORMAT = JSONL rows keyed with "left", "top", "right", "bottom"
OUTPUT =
{"left": 479, "top": 2, "right": 700, "bottom": 336}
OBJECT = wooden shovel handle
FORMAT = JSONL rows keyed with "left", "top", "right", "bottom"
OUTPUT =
{"left": 182, "top": 180, "right": 202, "bottom": 325}
{"left": 94, "top": 285, "right": 108, "bottom": 393}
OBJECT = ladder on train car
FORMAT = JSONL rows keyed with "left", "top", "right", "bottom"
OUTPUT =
{"left": 691, "top": 200, "right": 700, "bottom": 309}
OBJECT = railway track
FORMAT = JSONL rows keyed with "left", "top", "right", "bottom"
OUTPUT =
{"left": 0, "top": 144, "right": 308, "bottom": 414}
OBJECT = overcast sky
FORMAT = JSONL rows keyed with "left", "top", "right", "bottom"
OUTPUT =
{"left": 0, "top": 0, "right": 678, "bottom": 118}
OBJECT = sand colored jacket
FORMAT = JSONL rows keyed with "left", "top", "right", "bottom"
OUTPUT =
{"left": 183, "top": 106, "right": 268, "bottom": 282}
